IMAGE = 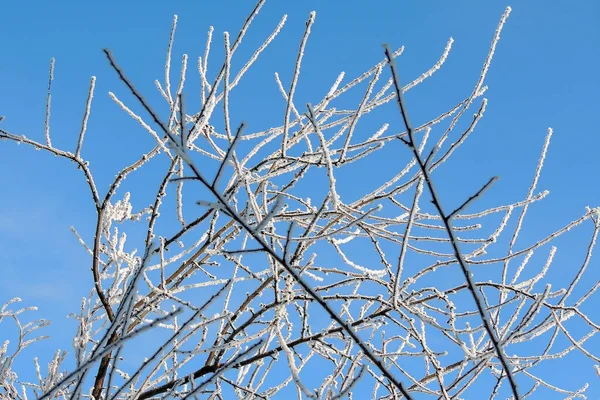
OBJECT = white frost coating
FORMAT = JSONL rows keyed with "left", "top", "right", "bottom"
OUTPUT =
{"left": 331, "top": 228, "right": 361, "bottom": 245}
{"left": 105, "top": 192, "right": 133, "bottom": 223}
{"left": 326, "top": 71, "right": 345, "bottom": 99}
{"left": 331, "top": 241, "right": 386, "bottom": 278}
{"left": 254, "top": 194, "right": 284, "bottom": 234}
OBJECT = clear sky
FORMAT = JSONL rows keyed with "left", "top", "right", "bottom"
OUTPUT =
{"left": 1, "top": 0, "right": 599, "bottom": 398}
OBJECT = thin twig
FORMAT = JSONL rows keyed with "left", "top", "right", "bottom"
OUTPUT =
{"left": 448, "top": 176, "right": 499, "bottom": 220}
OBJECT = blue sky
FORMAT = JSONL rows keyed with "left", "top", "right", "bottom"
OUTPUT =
{"left": 1, "top": 0, "right": 599, "bottom": 398}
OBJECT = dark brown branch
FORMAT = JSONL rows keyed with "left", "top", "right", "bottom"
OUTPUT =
{"left": 448, "top": 176, "right": 499, "bottom": 220}
{"left": 384, "top": 43, "right": 520, "bottom": 399}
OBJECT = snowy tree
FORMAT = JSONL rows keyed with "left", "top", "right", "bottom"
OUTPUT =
{"left": 1, "top": 2, "right": 599, "bottom": 399}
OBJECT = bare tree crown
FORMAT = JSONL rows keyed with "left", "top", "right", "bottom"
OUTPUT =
{"left": 1, "top": 2, "right": 599, "bottom": 399}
